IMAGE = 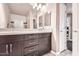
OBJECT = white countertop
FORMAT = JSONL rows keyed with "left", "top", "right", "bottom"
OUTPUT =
{"left": 0, "top": 29, "right": 52, "bottom": 35}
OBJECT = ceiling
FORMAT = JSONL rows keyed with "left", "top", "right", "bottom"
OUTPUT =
{"left": 7, "top": 3, "right": 33, "bottom": 16}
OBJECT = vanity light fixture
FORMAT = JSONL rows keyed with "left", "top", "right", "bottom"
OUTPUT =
{"left": 31, "top": 3, "right": 46, "bottom": 10}
{"left": 33, "top": 3, "right": 37, "bottom": 9}
{"left": 37, "top": 4, "right": 42, "bottom": 10}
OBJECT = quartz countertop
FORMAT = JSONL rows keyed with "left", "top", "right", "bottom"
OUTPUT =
{"left": 0, "top": 28, "right": 52, "bottom": 35}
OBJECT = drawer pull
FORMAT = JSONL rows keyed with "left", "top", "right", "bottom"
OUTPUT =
{"left": 29, "top": 42, "right": 38, "bottom": 45}
{"left": 10, "top": 44, "right": 12, "bottom": 53}
{"left": 0, "top": 44, "right": 9, "bottom": 54}
{"left": 29, "top": 49, "right": 35, "bottom": 52}
{"left": 6, "top": 44, "right": 9, "bottom": 54}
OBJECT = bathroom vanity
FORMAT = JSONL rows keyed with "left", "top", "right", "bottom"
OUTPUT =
{"left": 0, "top": 3, "right": 52, "bottom": 56}
{"left": 0, "top": 29, "right": 52, "bottom": 56}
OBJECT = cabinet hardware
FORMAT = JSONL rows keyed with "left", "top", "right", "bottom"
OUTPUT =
{"left": 29, "top": 49, "right": 35, "bottom": 52}
{"left": 10, "top": 44, "right": 12, "bottom": 53}
{"left": 0, "top": 44, "right": 8, "bottom": 54}
{"left": 29, "top": 42, "right": 38, "bottom": 45}
{"left": 6, "top": 44, "right": 9, "bottom": 54}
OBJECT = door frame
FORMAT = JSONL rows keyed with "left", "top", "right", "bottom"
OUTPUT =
{"left": 59, "top": 3, "right": 67, "bottom": 52}
{"left": 72, "top": 3, "right": 78, "bottom": 56}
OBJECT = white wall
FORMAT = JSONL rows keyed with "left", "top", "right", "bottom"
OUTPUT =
{"left": 46, "top": 3, "right": 67, "bottom": 54}
{"left": 0, "top": 3, "right": 9, "bottom": 28}
{"left": 59, "top": 4, "right": 67, "bottom": 52}
{"left": 45, "top": 4, "right": 59, "bottom": 53}
{"left": 72, "top": 3, "right": 79, "bottom": 56}
{"left": 49, "top": 4, "right": 57, "bottom": 52}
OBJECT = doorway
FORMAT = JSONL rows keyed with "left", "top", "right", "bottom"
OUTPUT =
{"left": 59, "top": 3, "right": 72, "bottom": 56}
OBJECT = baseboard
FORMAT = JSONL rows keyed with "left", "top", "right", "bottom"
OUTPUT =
{"left": 51, "top": 49, "right": 67, "bottom": 56}
{"left": 56, "top": 49, "right": 67, "bottom": 56}
{"left": 50, "top": 50, "right": 57, "bottom": 56}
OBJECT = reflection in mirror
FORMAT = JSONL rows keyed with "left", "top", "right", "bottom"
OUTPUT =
{"left": 39, "top": 16, "right": 43, "bottom": 27}
{"left": 33, "top": 19, "right": 37, "bottom": 29}
{"left": 44, "top": 12, "right": 51, "bottom": 26}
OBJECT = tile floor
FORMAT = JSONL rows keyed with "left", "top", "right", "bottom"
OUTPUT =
{"left": 43, "top": 50, "right": 72, "bottom": 56}
{"left": 43, "top": 52, "right": 55, "bottom": 56}
{"left": 58, "top": 50, "right": 72, "bottom": 56}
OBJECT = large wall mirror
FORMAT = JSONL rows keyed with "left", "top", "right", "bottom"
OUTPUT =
{"left": 44, "top": 12, "right": 51, "bottom": 26}
{"left": 39, "top": 15, "right": 43, "bottom": 27}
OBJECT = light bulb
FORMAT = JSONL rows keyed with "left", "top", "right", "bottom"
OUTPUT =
{"left": 39, "top": 4, "right": 42, "bottom": 9}
{"left": 34, "top": 3, "right": 37, "bottom": 7}
{"left": 48, "top": 11, "right": 50, "bottom": 14}
{"left": 42, "top": 5, "right": 46, "bottom": 10}
{"left": 33, "top": 3, "right": 37, "bottom": 9}
{"left": 33, "top": 6, "right": 35, "bottom": 9}
{"left": 37, "top": 7, "right": 40, "bottom": 10}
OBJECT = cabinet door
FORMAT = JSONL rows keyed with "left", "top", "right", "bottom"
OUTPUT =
{"left": 38, "top": 37, "right": 51, "bottom": 55}
{"left": 0, "top": 43, "right": 9, "bottom": 56}
{"left": 9, "top": 41, "right": 23, "bottom": 56}
{"left": 0, "top": 36, "right": 9, "bottom": 56}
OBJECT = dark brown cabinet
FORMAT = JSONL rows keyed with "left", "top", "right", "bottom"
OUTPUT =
{"left": 23, "top": 34, "right": 39, "bottom": 56}
{"left": 8, "top": 35, "right": 24, "bottom": 56}
{"left": 9, "top": 41, "right": 23, "bottom": 56}
{"left": 24, "top": 45, "right": 39, "bottom": 56}
{"left": 23, "top": 33, "right": 51, "bottom": 56}
{"left": 0, "top": 35, "right": 23, "bottom": 56}
{"left": 0, "top": 33, "right": 51, "bottom": 56}
{"left": 0, "top": 43, "right": 9, "bottom": 56}
{"left": 0, "top": 36, "right": 9, "bottom": 56}
{"left": 38, "top": 34, "right": 51, "bottom": 56}
{"left": 24, "top": 39, "right": 38, "bottom": 48}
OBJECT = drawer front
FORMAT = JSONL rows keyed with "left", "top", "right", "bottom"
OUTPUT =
{"left": 24, "top": 39, "right": 38, "bottom": 48}
{"left": 24, "top": 45, "right": 38, "bottom": 55}
{"left": 24, "top": 51, "right": 38, "bottom": 56}
{"left": 24, "top": 34, "right": 51, "bottom": 40}
{"left": 38, "top": 37, "right": 51, "bottom": 55}
{"left": 38, "top": 33, "right": 51, "bottom": 38}
{"left": 24, "top": 34, "right": 38, "bottom": 40}
{"left": 7, "top": 35, "right": 23, "bottom": 42}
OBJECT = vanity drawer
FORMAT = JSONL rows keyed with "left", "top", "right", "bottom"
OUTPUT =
{"left": 7, "top": 35, "right": 23, "bottom": 42}
{"left": 38, "top": 33, "right": 51, "bottom": 38}
{"left": 24, "top": 51, "right": 38, "bottom": 56}
{"left": 24, "top": 39, "right": 38, "bottom": 48}
{"left": 24, "top": 34, "right": 38, "bottom": 40}
{"left": 24, "top": 45, "right": 38, "bottom": 55}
